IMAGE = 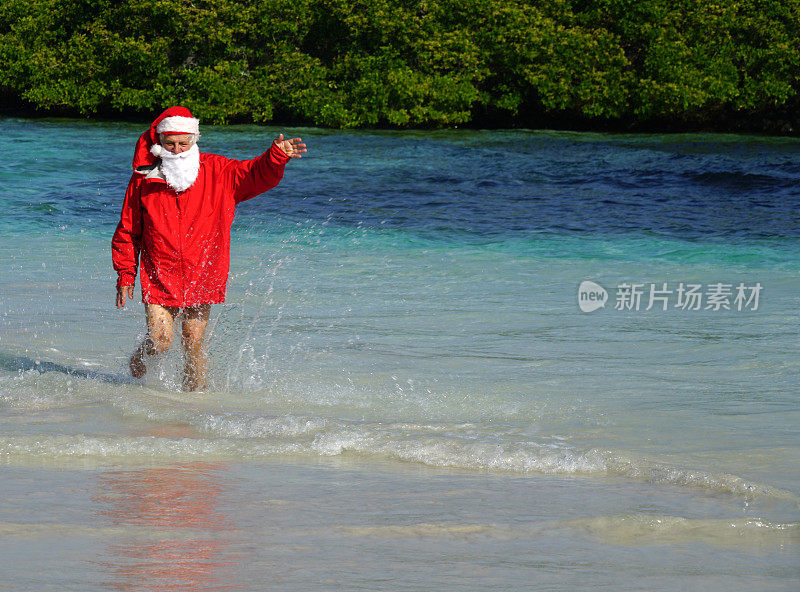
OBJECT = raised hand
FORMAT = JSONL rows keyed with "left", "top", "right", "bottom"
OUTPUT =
{"left": 273, "top": 134, "right": 307, "bottom": 159}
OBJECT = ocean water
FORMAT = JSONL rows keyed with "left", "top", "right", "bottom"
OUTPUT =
{"left": 1, "top": 118, "right": 799, "bottom": 591}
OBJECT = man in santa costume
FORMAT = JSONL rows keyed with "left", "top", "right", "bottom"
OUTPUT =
{"left": 112, "top": 106, "right": 306, "bottom": 390}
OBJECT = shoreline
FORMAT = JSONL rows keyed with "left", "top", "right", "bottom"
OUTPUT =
{"left": 2, "top": 104, "right": 798, "bottom": 138}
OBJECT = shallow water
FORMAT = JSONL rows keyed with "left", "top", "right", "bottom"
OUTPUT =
{"left": 1, "top": 119, "right": 799, "bottom": 591}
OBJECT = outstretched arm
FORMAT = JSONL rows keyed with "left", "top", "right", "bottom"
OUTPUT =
{"left": 273, "top": 134, "right": 307, "bottom": 159}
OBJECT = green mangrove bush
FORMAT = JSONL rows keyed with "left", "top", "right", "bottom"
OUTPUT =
{"left": 1, "top": 0, "right": 798, "bottom": 128}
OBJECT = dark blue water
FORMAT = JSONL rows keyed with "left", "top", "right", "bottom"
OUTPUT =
{"left": 231, "top": 130, "right": 800, "bottom": 241}
{"left": 3, "top": 121, "right": 799, "bottom": 244}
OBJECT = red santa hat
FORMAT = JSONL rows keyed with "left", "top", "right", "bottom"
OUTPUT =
{"left": 131, "top": 106, "right": 200, "bottom": 170}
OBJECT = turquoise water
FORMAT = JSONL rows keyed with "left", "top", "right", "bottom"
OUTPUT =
{"left": 1, "top": 119, "right": 799, "bottom": 590}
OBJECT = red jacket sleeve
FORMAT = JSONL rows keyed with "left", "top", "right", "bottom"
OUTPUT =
{"left": 111, "top": 173, "right": 143, "bottom": 289}
{"left": 232, "top": 142, "right": 292, "bottom": 204}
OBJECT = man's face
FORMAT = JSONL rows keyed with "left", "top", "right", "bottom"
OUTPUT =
{"left": 161, "top": 134, "right": 195, "bottom": 154}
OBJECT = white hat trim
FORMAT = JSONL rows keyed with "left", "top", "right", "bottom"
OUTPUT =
{"left": 156, "top": 115, "right": 200, "bottom": 135}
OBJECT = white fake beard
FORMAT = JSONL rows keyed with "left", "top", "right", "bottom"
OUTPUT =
{"left": 157, "top": 143, "right": 200, "bottom": 193}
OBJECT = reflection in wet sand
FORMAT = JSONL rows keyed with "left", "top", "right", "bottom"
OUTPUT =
{"left": 93, "top": 464, "right": 240, "bottom": 591}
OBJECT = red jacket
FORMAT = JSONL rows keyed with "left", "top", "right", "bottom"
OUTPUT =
{"left": 112, "top": 143, "right": 290, "bottom": 307}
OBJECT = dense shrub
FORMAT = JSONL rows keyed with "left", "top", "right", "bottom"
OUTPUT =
{"left": 1, "top": 0, "right": 798, "bottom": 129}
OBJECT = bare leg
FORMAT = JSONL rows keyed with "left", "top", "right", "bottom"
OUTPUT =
{"left": 180, "top": 304, "right": 211, "bottom": 391}
{"left": 129, "top": 304, "right": 178, "bottom": 378}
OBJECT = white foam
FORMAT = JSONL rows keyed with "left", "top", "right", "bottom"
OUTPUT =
{"left": 0, "top": 368, "right": 795, "bottom": 501}
{"left": 2, "top": 423, "right": 794, "bottom": 503}
{"left": 596, "top": 452, "right": 797, "bottom": 498}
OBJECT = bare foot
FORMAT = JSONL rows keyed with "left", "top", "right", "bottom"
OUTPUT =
{"left": 129, "top": 349, "right": 146, "bottom": 378}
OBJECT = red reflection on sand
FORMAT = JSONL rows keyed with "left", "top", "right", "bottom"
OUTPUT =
{"left": 93, "top": 463, "right": 241, "bottom": 592}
